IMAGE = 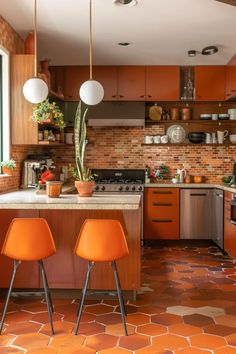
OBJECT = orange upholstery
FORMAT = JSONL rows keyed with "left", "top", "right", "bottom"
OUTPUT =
{"left": 74, "top": 219, "right": 129, "bottom": 262}
{"left": 2, "top": 218, "right": 56, "bottom": 261}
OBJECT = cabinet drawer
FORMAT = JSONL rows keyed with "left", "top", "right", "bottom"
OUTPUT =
{"left": 145, "top": 188, "right": 179, "bottom": 204}
{"left": 145, "top": 219, "right": 179, "bottom": 240}
{"left": 146, "top": 206, "right": 179, "bottom": 220}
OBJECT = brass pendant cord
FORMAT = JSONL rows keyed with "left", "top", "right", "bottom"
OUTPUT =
{"left": 89, "top": 0, "right": 93, "bottom": 80}
{"left": 34, "top": 0, "right": 37, "bottom": 77}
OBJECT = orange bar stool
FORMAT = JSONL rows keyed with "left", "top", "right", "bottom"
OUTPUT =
{"left": 0, "top": 218, "right": 56, "bottom": 335}
{"left": 74, "top": 219, "right": 129, "bottom": 336}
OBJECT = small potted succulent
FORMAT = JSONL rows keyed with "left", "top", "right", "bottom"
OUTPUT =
{"left": 69, "top": 101, "right": 95, "bottom": 197}
{"left": 1, "top": 159, "right": 16, "bottom": 176}
{"left": 32, "top": 99, "right": 65, "bottom": 129}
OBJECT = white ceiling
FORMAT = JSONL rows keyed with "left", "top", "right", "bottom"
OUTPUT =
{"left": 1, "top": 0, "right": 236, "bottom": 65}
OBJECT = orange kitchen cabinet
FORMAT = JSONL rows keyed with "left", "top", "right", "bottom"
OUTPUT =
{"left": 117, "top": 66, "right": 146, "bottom": 101}
{"left": 225, "top": 66, "right": 236, "bottom": 99}
{"left": 146, "top": 66, "right": 180, "bottom": 101}
{"left": 195, "top": 66, "right": 226, "bottom": 101}
{"left": 93, "top": 66, "right": 118, "bottom": 101}
{"left": 144, "top": 188, "right": 180, "bottom": 240}
{"left": 224, "top": 191, "right": 236, "bottom": 258}
{"left": 64, "top": 66, "right": 89, "bottom": 101}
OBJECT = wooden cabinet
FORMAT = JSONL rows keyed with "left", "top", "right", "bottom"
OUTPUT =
{"left": 226, "top": 54, "right": 236, "bottom": 99}
{"left": 195, "top": 66, "right": 226, "bottom": 101}
{"left": 11, "top": 55, "right": 38, "bottom": 144}
{"left": 64, "top": 66, "right": 89, "bottom": 101}
{"left": 117, "top": 66, "right": 146, "bottom": 101}
{"left": 93, "top": 66, "right": 118, "bottom": 100}
{"left": 224, "top": 191, "right": 236, "bottom": 258}
{"left": 144, "top": 188, "right": 180, "bottom": 240}
{"left": 146, "top": 66, "right": 180, "bottom": 101}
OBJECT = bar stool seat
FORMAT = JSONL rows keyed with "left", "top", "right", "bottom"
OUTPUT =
{"left": 74, "top": 219, "right": 129, "bottom": 336}
{"left": 0, "top": 218, "right": 56, "bottom": 335}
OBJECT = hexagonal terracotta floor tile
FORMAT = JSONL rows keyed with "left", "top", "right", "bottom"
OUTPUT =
{"left": 119, "top": 333, "right": 150, "bottom": 351}
{"left": 27, "top": 348, "right": 57, "bottom": 354}
{"left": 98, "top": 348, "right": 131, "bottom": 354}
{"left": 54, "top": 347, "right": 96, "bottom": 354}
{"left": 190, "top": 333, "right": 226, "bottom": 349}
{"left": 5, "top": 321, "right": 42, "bottom": 335}
{"left": 135, "top": 348, "right": 174, "bottom": 354}
{"left": 183, "top": 314, "right": 214, "bottom": 327}
{"left": 0, "top": 333, "right": 15, "bottom": 346}
{"left": 12, "top": 333, "right": 50, "bottom": 351}
{"left": 63, "top": 311, "right": 95, "bottom": 324}
{"left": 40, "top": 320, "right": 73, "bottom": 336}
{"left": 115, "top": 305, "right": 138, "bottom": 314}
{"left": 151, "top": 313, "right": 182, "bottom": 326}
{"left": 85, "top": 333, "right": 118, "bottom": 351}
{"left": 50, "top": 333, "right": 85, "bottom": 349}
{"left": 137, "top": 306, "right": 164, "bottom": 315}
{"left": 96, "top": 313, "right": 124, "bottom": 325}
{"left": 204, "top": 324, "right": 236, "bottom": 337}
{"left": 175, "top": 349, "right": 211, "bottom": 354}
{"left": 22, "top": 302, "right": 48, "bottom": 313}
{"left": 215, "top": 315, "right": 236, "bottom": 328}
{"left": 32, "top": 312, "right": 63, "bottom": 324}
{"left": 152, "top": 334, "right": 189, "bottom": 350}
{"left": 75, "top": 321, "right": 105, "bottom": 336}
{"left": 137, "top": 323, "right": 167, "bottom": 336}
{"left": 169, "top": 323, "right": 202, "bottom": 336}
{"left": 214, "top": 347, "right": 236, "bottom": 354}
{"left": 105, "top": 323, "right": 135, "bottom": 336}
{"left": 84, "top": 304, "right": 114, "bottom": 315}
{"left": 126, "top": 313, "right": 150, "bottom": 326}
{"left": 0, "top": 348, "right": 25, "bottom": 354}
{"left": 226, "top": 333, "right": 236, "bottom": 346}
{"left": 5, "top": 311, "right": 33, "bottom": 324}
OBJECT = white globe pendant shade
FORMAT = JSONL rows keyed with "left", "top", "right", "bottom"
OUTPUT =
{"left": 80, "top": 80, "right": 104, "bottom": 105}
{"left": 23, "top": 77, "right": 48, "bottom": 104}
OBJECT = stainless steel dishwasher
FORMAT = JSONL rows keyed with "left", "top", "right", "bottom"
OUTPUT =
{"left": 180, "top": 189, "right": 212, "bottom": 239}
{"left": 211, "top": 189, "right": 224, "bottom": 249}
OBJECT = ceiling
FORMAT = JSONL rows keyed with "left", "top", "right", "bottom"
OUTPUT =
{"left": 1, "top": 0, "right": 236, "bottom": 65}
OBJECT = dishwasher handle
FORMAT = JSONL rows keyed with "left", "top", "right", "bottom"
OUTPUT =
{"left": 190, "top": 193, "right": 207, "bottom": 196}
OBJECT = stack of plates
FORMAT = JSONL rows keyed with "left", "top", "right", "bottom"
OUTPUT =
{"left": 200, "top": 114, "right": 211, "bottom": 120}
{"left": 228, "top": 109, "right": 236, "bottom": 120}
{"left": 218, "top": 114, "right": 229, "bottom": 120}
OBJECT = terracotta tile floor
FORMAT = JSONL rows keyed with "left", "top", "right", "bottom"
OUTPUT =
{"left": 1, "top": 244, "right": 236, "bottom": 353}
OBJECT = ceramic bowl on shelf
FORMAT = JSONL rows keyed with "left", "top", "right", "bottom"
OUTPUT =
{"left": 188, "top": 132, "right": 205, "bottom": 144}
{"left": 200, "top": 114, "right": 212, "bottom": 120}
{"left": 218, "top": 114, "right": 229, "bottom": 120}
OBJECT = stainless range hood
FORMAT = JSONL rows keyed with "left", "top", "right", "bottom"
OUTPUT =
{"left": 86, "top": 102, "right": 145, "bottom": 127}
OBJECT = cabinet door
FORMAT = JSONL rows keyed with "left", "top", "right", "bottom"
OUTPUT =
{"left": 146, "top": 66, "right": 180, "bottom": 101}
{"left": 117, "top": 66, "right": 146, "bottom": 101}
{"left": 224, "top": 192, "right": 236, "bottom": 258}
{"left": 93, "top": 66, "right": 118, "bottom": 100}
{"left": 64, "top": 66, "right": 89, "bottom": 101}
{"left": 11, "top": 55, "right": 38, "bottom": 144}
{"left": 144, "top": 188, "right": 180, "bottom": 240}
{"left": 0, "top": 210, "right": 40, "bottom": 288}
{"left": 195, "top": 66, "right": 226, "bottom": 101}
{"left": 225, "top": 66, "right": 236, "bottom": 99}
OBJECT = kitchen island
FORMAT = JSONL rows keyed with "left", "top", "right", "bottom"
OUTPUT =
{"left": 0, "top": 190, "right": 141, "bottom": 292}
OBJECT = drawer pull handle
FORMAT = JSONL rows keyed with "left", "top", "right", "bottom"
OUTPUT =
{"left": 153, "top": 203, "right": 173, "bottom": 206}
{"left": 152, "top": 191, "right": 172, "bottom": 195}
{"left": 190, "top": 193, "right": 207, "bottom": 196}
{"left": 152, "top": 219, "right": 173, "bottom": 223}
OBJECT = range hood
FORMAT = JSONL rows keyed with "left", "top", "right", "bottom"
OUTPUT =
{"left": 86, "top": 102, "right": 145, "bottom": 127}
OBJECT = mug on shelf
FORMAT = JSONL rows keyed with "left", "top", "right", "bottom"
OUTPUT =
{"left": 217, "top": 130, "right": 228, "bottom": 144}
{"left": 144, "top": 135, "right": 154, "bottom": 144}
{"left": 160, "top": 135, "right": 168, "bottom": 144}
{"left": 153, "top": 135, "right": 161, "bottom": 144}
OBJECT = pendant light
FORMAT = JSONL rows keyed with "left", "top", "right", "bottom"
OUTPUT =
{"left": 23, "top": 0, "right": 48, "bottom": 104}
{"left": 80, "top": 0, "right": 104, "bottom": 106}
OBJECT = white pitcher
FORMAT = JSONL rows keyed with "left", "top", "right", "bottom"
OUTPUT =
{"left": 205, "top": 133, "right": 212, "bottom": 144}
{"left": 177, "top": 168, "right": 186, "bottom": 183}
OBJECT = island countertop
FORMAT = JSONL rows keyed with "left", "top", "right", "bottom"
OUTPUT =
{"left": 0, "top": 190, "right": 141, "bottom": 210}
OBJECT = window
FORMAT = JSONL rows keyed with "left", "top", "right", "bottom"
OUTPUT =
{"left": 0, "top": 47, "right": 10, "bottom": 164}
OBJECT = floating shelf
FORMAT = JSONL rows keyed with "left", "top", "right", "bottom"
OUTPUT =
{"left": 141, "top": 143, "right": 235, "bottom": 146}
{"left": 38, "top": 141, "right": 65, "bottom": 145}
{"left": 145, "top": 119, "right": 236, "bottom": 125}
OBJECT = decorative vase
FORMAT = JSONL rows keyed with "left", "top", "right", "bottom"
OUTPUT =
{"left": 2, "top": 167, "right": 13, "bottom": 176}
{"left": 24, "top": 31, "right": 35, "bottom": 54}
{"left": 75, "top": 181, "right": 95, "bottom": 197}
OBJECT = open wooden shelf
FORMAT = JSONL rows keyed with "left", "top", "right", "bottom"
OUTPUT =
{"left": 141, "top": 143, "right": 235, "bottom": 146}
{"left": 145, "top": 119, "right": 236, "bottom": 125}
{"left": 38, "top": 141, "right": 65, "bottom": 145}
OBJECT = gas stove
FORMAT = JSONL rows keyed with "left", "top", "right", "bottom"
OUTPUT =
{"left": 92, "top": 169, "right": 145, "bottom": 193}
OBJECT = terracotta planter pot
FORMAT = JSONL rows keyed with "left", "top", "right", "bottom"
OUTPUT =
{"left": 2, "top": 167, "right": 13, "bottom": 176}
{"left": 75, "top": 181, "right": 95, "bottom": 197}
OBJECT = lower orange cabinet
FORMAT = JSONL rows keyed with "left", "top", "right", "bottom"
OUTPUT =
{"left": 224, "top": 191, "right": 236, "bottom": 258}
{"left": 144, "top": 188, "right": 180, "bottom": 240}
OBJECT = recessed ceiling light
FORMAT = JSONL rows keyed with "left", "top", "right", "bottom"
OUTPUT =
{"left": 202, "top": 46, "right": 218, "bottom": 55}
{"left": 188, "top": 50, "right": 197, "bottom": 57}
{"left": 114, "top": 0, "right": 138, "bottom": 7}
{"left": 118, "top": 42, "right": 131, "bottom": 46}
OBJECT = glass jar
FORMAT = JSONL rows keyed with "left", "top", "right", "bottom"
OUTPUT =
{"left": 46, "top": 181, "right": 62, "bottom": 198}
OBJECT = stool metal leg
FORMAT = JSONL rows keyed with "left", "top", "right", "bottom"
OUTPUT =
{"left": 75, "top": 261, "right": 94, "bottom": 335}
{"left": 40, "top": 261, "right": 54, "bottom": 313}
{"left": 39, "top": 260, "right": 54, "bottom": 335}
{"left": 111, "top": 261, "right": 128, "bottom": 336}
{"left": 0, "top": 260, "right": 20, "bottom": 334}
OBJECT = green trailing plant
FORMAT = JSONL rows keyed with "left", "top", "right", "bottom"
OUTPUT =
{"left": 69, "top": 101, "right": 94, "bottom": 181}
{"left": 32, "top": 99, "right": 65, "bottom": 129}
{"left": 1, "top": 159, "right": 16, "bottom": 170}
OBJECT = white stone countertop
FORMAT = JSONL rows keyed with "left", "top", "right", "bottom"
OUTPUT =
{"left": 144, "top": 182, "right": 236, "bottom": 193}
{"left": 0, "top": 190, "right": 141, "bottom": 210}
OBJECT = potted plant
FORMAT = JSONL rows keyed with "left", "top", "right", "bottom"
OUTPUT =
{"left": 69, "top": 101, "right": 95, "bottom": 197}
{"left": 32, "top": 98, "right": 65, "bottom": 129}
{"left": 1, "top": 159, "right": 16, "bottom": 176}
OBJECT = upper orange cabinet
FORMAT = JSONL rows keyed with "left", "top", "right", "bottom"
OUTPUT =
{"left": 225, "top": 66, "right": 236, "bottom": 99}
{"left": 93, "top": 66, "right": 118, "bottom": 101}
{"left": 146, "top": 66, "right": 180, "bottom": 101}
{"left": 117, "top": 66, "right": 146, "bottom": 101}
{"left": 195, "top": 66, "right": 226, "bottom": 101}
